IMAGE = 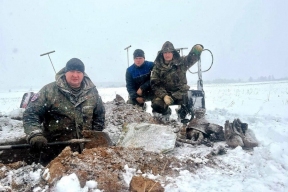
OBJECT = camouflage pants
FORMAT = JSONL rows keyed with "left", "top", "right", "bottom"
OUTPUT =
{"left": 151, "top": 97, "right": 184, "bottom": 115}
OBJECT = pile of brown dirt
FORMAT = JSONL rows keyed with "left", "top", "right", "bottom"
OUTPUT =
{"left": 43, "top": 146, "right": 198, "bottom": 191}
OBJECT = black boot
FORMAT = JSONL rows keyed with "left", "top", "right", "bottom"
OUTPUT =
{"left": 176, "top": 105, "right": 188, "bottom": 121}
{"left": 162, "top": 107, "right": 172, "bottom": 122}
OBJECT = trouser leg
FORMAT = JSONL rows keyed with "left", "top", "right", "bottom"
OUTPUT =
{"left": 151, "top": 97, "right": 169, "bottom": 114}
{"left": 151, "top": 97, "right": 171, "bottom": 121}
{"left": 127, "top": 98, "right": 137, "bottom": 105}
{"left": 176, "top": 105, "right": 188, "bottom": 120}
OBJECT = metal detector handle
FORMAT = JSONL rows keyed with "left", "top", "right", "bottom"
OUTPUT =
{"left": 40, "top": 50, "right": 56, "bottom": 74}
{"left": 40, "top": 50, "right": 55, "bottom": 56}
{"left": 176, "top": 47, "right": 188, "bottom": 56}
{"left": 124, "top": 45, "right": 131, "bottom": 50}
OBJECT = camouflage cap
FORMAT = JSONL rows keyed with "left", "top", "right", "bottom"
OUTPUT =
{"left": 65, "top": 58, "right": 85, "bottom": 73}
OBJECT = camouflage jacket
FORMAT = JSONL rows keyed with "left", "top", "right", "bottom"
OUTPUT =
{"left": 151, "top": 41, "right": 201, "bottom": 100}
{"left": 23, "top": 68, "right": 105, "bottom": 142}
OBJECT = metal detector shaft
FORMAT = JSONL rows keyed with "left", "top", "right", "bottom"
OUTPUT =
{"left": 124, "top": 45, "right": 131, "bottom": 67}
{"left": 40, "top": 50, "right": 56, "bottom": 74}
{"left": 197, "top": 56, "right": 204, "bottom": 91}
{"left": 0, "top": 138, "right": 91, "bottom": 150}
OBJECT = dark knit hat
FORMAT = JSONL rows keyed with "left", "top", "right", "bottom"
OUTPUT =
{"left": 133, "top": 49, "right": 145, "bottom": 58}
{"left": 65, "top": 58, "right": 85, "bottom": 73}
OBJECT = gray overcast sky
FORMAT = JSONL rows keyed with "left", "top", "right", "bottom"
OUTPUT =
{"left": 1, "top": 0, "right": 287, "bottom": 89}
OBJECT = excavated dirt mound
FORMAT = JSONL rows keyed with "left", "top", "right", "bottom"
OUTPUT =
{"left": 45, "top": 146, "right": 193, "bottom": 191}
{"left": 0, "top": 145, "right": 209, "bottom": 191}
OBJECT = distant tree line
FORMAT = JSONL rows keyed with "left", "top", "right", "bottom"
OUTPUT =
{"left": 203, "top": 75, "right": 288, "bottom": 84}
{"left": 97, "top": 82, "right": 126, "bottom": 88}
{"left": 247, "top": 75, "right": 288, "bottom": 82}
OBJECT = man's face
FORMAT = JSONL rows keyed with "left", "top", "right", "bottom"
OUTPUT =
{"left": 134, "top": 57, "right": 145, "bottom": 67}
{"left": 163, "top": 52, "right": 173, "bottom": 62}
{"left": 65, "top": 70, "right": 84, "bottom": 88}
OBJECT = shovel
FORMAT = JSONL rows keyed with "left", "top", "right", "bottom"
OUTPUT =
{"left": 0, "top": 131, "right": 113, "bottom": 150}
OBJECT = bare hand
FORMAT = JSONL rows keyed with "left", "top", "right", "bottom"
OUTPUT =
{"left": 136, "top": 97, "right": 145, "bottom": 104}
{"left": 136, "top": 88, "right": 143, "bottom": 96}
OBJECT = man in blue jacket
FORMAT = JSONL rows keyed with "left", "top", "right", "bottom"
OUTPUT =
{"left": 126, "top": 49, "right": 154, "bottom": 109}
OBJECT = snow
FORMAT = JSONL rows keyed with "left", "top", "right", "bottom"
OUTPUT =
{"left": 0, "top": 80, "right": 288, "bottom": 191}
{"left": 55, "top": 173, "right": 85, "bottom": 192}
{"left": 123, "top": 164, "right": 137, "bottom": 186}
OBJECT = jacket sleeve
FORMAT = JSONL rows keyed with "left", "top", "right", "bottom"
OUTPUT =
{"left": 150, "top": 66, "right": 168, "bottom": 99}
{"left": 140, "top": 80, "right": 150, "bottom": 92}
{"left": 140, "top": 62, "right": 154, "bottom": 92}
{"left": 92, "top": 95, "right": 106, "bottom": 131}
{"left": 125, "top": 69, "right": 137, "bottom": 99}
{"left": 183, "top": 44, "right": 202, "bottom": 70}
{"left": 23, "top": 86, "right": 48, "bottom": 141}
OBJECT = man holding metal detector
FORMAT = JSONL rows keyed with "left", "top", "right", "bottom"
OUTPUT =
{"left": 23, "top": 58, "right": 106, "bottom": 164}
{"left": 126, "top": 49, "right": 154, "bottom": 110}
{"left": 150, "top": 41, "right": 204, "bottom": 122}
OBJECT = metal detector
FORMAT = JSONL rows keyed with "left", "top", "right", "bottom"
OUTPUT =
{"left": 40, "top": 50, "right": 56, "bottom": 73}
{"left": 179, "top": 49, "right": 214, "bottom": 124}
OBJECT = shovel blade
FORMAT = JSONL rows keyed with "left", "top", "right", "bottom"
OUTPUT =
{"left": 82, "top": 130, "right": 113, "bottom": 148}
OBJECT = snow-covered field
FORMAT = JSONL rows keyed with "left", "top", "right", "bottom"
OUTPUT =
{"left": 0, "top": 80, "right": 287, "bottom": 192}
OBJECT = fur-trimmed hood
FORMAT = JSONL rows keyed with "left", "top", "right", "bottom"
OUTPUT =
{"left": 154, "top": 41, "right": 181, "bottom": 65}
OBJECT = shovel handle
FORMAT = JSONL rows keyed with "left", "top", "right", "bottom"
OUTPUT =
{"left": 0, "top": 139, "right": 91, "bottom": 150}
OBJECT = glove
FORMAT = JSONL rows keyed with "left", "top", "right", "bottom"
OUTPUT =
{"left": 29, "top": 135, "right": 48, "bottom": 149}
{"left": 164, "top": 95, "right": 174, "bottom": 105}
{"left": 192, "top": 44, "right": 204, "bottom": 56}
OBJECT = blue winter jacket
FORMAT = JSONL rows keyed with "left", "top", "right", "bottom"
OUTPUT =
{"left": 125, "top": 61, "right": 154, "bottom": 100}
